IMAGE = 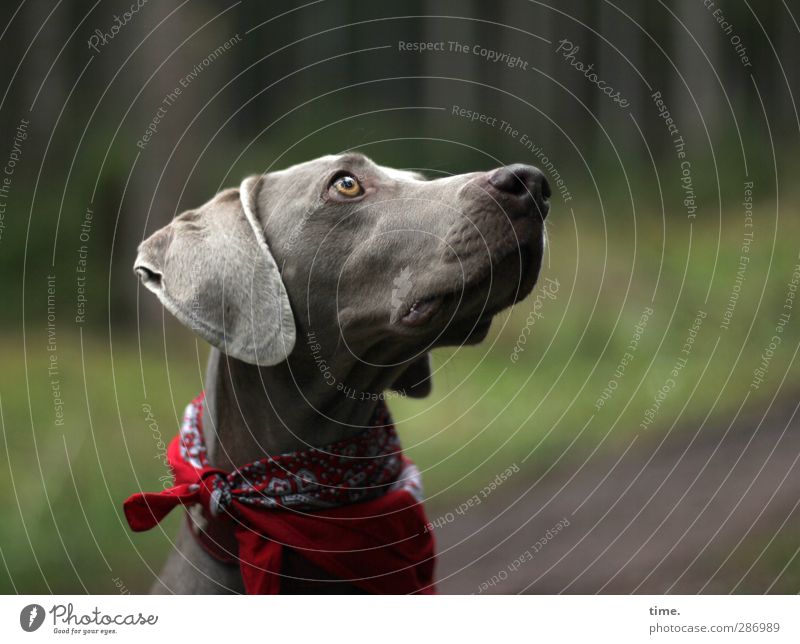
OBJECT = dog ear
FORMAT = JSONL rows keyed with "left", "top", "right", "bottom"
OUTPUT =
{"left": 134, "top": 176, "right": 296, "bottom": 366}
{"left": 390, "top": 353, "right": 432, "bottom": 398}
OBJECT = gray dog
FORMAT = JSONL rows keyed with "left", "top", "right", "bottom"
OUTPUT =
{"left": 133, "top": 153, "right": 550, "bottom": 593}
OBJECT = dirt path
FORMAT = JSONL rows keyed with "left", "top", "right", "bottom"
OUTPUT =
{"left": 430, "top": 400, "right": 800, "bottom": 593}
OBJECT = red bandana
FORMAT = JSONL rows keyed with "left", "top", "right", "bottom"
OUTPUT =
{"left": 123, "top": 394, "right": 435, "bottom": 594}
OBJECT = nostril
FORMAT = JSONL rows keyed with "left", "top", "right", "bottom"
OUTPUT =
{"left": 488, "top": 166, "right": 527, "bottom": 195}
{"left": 489, "top": 164, "right": 550, "bottom": 202}
{"left": 539, "top": 173, "right": 551, "bottom": 200}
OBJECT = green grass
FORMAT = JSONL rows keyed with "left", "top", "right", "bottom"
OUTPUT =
{"left": 2, "top": 200, "right": 799, "bottom": 592}
{"left": 0, "top": 328, "right": 201, "bottom": 593}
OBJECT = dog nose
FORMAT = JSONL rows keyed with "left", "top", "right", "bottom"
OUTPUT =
{"left": 488, "top": 164, "right": 550, "bottom": 218}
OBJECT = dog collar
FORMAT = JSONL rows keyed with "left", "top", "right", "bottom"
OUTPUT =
{"left": 123, "top": 393, "right": 436, "bottom": 594}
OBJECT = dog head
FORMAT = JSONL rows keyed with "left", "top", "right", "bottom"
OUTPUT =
{"left": 135, "top": 153, "right": 550, "bottom": 396}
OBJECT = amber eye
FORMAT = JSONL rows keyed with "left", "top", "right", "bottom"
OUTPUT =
{"left": 332, "top": 174, "right": 362, "bottom": 197}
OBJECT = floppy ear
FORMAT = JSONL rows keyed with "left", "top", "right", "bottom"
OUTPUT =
{"left": 390, "top": 353, "right": 432, "bottom": 398}
{"left": 134, "top": 176, "right": 296, "bottom": 366}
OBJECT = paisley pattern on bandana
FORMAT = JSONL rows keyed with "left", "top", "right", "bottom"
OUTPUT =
{"left": 123, "top": 392, "right": 436, "bottom": 594}
{"left": 179, "top": 393, "right": 422, "bottom": 515}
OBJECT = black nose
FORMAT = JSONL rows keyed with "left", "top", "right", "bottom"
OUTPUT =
{"left": 488, "top": 164, "right": 550, "bottom": 218}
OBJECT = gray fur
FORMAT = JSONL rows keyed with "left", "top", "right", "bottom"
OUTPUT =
{"left": 135, "top": 179, "right": 295, "bottom": 366}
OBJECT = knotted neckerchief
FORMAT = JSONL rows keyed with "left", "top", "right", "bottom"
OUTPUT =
{"left": 123, "top": 393, "right": 436, "bottom": 594}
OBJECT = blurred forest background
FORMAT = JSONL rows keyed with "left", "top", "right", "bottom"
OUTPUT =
{"left": 1, "top": 0, "right": 800, "bottom": 593}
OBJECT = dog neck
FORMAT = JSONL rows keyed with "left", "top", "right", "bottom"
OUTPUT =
{"left": 201, "top": 347, "right": 400, "bottom": 469}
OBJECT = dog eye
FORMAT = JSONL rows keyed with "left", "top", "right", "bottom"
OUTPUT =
{"left": 332, "top": 175, "right": 362, "bottom": 197}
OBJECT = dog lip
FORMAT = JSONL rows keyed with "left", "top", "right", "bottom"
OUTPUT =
{"left": 400, "top": 295, "right": 442, "bottom": 327}
{"left": 400, "top": 242, "right": 535, "bottom": 328}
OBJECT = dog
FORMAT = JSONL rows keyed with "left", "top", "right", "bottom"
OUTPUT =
{"left": 130, "top": 153, "right": 550, "bottom": 593}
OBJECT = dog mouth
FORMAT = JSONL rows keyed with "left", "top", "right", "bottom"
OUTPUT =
{"left": 400, "top": 295, "right": 441, "bottom": 327}
{"left": 399, "top": 244, "right": 537, "bottom": 329}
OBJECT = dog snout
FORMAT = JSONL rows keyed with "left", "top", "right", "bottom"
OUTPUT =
{"left": 487, "top": 164, "right": 550, "bottom": 219}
